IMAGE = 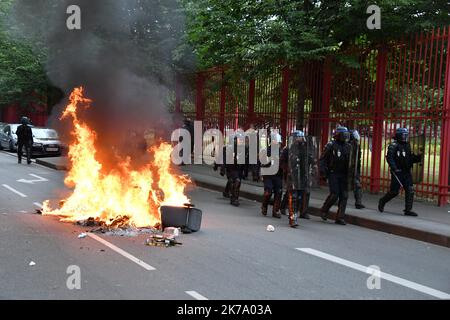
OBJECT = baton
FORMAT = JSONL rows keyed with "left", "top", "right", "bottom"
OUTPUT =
{"left": 390, "top": 169, "right": 404, "bottom": 188}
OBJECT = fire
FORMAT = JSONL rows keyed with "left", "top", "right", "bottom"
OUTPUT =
{"left": 42, "top": 87, "right": 191, "bottom": 228}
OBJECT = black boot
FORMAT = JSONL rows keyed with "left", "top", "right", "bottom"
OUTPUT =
{"left": 223, "top": 180, "right": 231, "bottom": 198}
{"left": 230, "top": 180, "right": 241, "bottom": 206}
{"left": 354, "top": 188, "right": 365, "bottom": 209}
{"left": 288, "top": 193, "right": 298, "bottom": 227}
{"left": 404, "top": 190, "right": 418, "bottom": 216}
{"left": 272, "top": 192, "right": 282, "bottom": 218}
{"left": 335, "top": 198, "right": 347, "bottom": 225}
{"left": 378, "top": 191, "right": 398, "bottom": 212}
{"left": 261, "top": 191, "right": 271, "bottom": 216}
{"left": 320, "top": 193, "right": 338, "bottom": 221}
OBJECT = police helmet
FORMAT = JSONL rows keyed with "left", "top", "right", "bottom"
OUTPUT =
{"left": 334, "top": 126, "right": 350, "bottom": 142}
{"left": 395, "top": 128, "right": 409, "bottom": 143}
{"left": 20, "top": 116, "right": 29, "bottom": 125}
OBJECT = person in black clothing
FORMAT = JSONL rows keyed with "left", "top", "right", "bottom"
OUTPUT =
{"left": 378, "top": 128, "right": 422, "bottom": 216}
{"left": 214, "top": 144, "right": 231, "bottom": 198}
{"left": 319, "top": 126, "right": 352, "bottom": 225}
{"left": 16, "top": 116, "right": 33, "bottom": 165}
{"left": 215, "top": 132, "right": 249, "bottom": 206}
{"left": 260, "top": 132, "right": 283, "bottom": 218}
{"left": 282, "top": 130, "right": 316, "bottom": 227}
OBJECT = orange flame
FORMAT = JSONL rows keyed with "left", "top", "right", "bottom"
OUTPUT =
{"left": 42, "top": 87, "right": 190, "bottom": 228}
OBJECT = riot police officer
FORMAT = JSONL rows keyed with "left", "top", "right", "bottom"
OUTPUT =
{"left": 350, "top": 129, "right": 365, "bottom": 209}
{"left": 16, "top": 116, "right": 33, "bottom": 165}
{"left": 282, "top": 130, "right": 316, "bottom": 228}
{"left": 261, "top": 132, "right": 283, "bottom": 218}
{"left": 214, "top": 143, "right": 231, "bottom": 198}
{"left": 221, "top": 132, "right": 249, "bottom": 206}
{"left": 319, "top": 126, "right": 352, "bottom": 225}
{"left": 378, "top": 128, "right": 422, "bottom": 216}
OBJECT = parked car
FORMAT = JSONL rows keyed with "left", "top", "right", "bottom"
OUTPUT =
{"left": 0, "top": 124, "right": 64, "bottom": 156}
{"left": 29, "top": 127, "right": 65, "bottom": 156}
{"left": 0, "top": 123, "right": 34, "bottom": 151}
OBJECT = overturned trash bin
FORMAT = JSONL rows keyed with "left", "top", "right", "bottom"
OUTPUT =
{"left": 160, "top": 203, "right": 202, "bottom": 234}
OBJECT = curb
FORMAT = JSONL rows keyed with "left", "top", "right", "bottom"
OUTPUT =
{"left": 35, "top": 159, "right": 68, "bottom": 171}
{"left": 193, "top": 178, "right": 450, "bottom": 248}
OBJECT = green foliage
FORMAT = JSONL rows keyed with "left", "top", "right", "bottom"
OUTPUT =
{"left": 0, "top": 0, "right": 51, "bottom": 109}
{"left": 183, "top": 0, "right": 450, "bottom": 76}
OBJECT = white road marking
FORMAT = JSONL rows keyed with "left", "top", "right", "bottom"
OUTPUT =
{"left": 185, "top": 290, "right": 209, "bottom": 300}
{"left": 296, "top": 248, "right": 450, "bottom": 300}
{"left": 17, "top": 174, "right": 48, "bottom": 184}
{"left": 20, "top": 210, "right": 27, "bottom": 213}
{"left": 2, "top": 184, "right": 27, "bottom": 198}
{"left": 87, "top": 233, "right": 156, "bottom": 271}
{"left": 33, "top": 202, "right": 43, "bottom": 208}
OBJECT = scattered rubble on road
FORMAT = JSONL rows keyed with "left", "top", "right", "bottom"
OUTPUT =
{"left": 29, "top": 261, "right": 36, "bottom": 266}
{"left": 78, "top": 233, "right": 87, "bottom": 239}
{"left": 145, "top": 234, "right": 182, "bottom": 247}
{"left": 266, "top": 225, "right": 275, "bottom": 232}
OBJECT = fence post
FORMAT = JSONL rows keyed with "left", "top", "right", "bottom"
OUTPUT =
{"left": 320, "top": 58, "right": 332, "bottom": 150}
{"left": 219, "top": 70, "right": 226, "bottom": 133}
{"left": 196, "top": 72, "right": 205, "bottom": 121}
{"left": 280, "top": 67, "right": 290, "bottom": 144}
{"left": 370, "top": 47, "right": 388, "bottom": 194}
{"left": 247, "top": 78, "right": 255, "bottom": 127}
{"left": 438, "top": 30, "right": 450, "bottom": 206}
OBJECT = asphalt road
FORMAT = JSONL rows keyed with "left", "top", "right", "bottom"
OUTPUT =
{"left": 0, "top": 151, "right": 449, "bottom": 300}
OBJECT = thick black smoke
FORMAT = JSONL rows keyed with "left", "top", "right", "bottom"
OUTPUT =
{"left": 9, "top": 0, "right": 189, "bottom": 168}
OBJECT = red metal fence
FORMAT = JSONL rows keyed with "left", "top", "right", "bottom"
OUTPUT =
{"left": 176, "top": 27, "right": 450, "bottom": 205}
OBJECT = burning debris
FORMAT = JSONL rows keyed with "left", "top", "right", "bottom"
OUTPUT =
{"left": 42, "top": 87, "right": 192, "bottom": 229}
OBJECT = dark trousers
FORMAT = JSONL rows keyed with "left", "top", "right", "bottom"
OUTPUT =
{"left": 17, "top": 141, "right": 32, "bottom": 163}
{"left": 380, "top": 170, "right": 414, "bottom": 212}
{"left": 263, "top": 175, "right": 282, "bottom": 195}
{"left": 322, "top": 173, "right": 349, "bottom": 219}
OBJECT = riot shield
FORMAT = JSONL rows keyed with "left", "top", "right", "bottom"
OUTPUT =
{"left": 288, "top": 136, "right": 318, "bottom": 191}
{"left": 307, "top": 136, "right": 320, "bottom": 189}
{"left": 347, "top": 140, "right": 359, "bottom": 190}
{"left": 410, "top": 134, "right": 425, "bottom": 184}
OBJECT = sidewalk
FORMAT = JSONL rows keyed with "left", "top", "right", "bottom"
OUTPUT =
{"left": 180, "top": 164, "right": 450, "bottom": 248}
{"left": 36, "top": 156, "right": 450, "bottom": 248}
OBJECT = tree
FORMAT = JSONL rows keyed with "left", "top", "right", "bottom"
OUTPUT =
{"left": 0, "top": 0, "right": 60, "bottom": 112}
{"left": 183, "top": 0, "right": 450, "bottom": 129}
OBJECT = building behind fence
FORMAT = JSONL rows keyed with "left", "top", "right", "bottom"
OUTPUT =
{"left": 175, "top": 27, "right": 450, "bottom": 206}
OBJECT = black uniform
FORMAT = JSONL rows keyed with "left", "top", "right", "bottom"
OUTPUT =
{"left": 16, "top": 123, "right": 33, "bottom": 164}
{"left": 378, "top": 140, "right": 422, "bottom": 215}
{"left": 319, "top": 140, "right": 352, "bottom": 224}
{"left": 261, "top": 145, "right": 283, "bottom": 218}
{"left": 217, "top": 140, "right": 249, "bottom": 206}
